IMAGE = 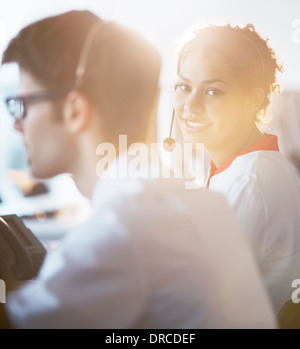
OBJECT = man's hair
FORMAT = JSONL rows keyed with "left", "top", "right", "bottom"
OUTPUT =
{"left": 2, "top": 10, "right": 161, "bottom": 145}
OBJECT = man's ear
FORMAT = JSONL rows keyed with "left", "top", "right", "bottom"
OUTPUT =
{"left": 63, "top": 91, "right": 91, "bottom": 134}
{"left": 245, "top": 87, "right": 266, "bottom": 115}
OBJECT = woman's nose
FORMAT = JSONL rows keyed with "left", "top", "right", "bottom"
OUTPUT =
{"left": 185, "top": 91, "right": 204, "bottom": 114}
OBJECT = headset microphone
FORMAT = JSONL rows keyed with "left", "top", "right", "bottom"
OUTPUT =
{"left": 162, "top": 109, "right": 176, "bottom": 152}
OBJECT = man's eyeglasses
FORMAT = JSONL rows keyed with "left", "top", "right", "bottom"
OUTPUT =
{"left": 5, "top": 90, "right": 67, "bottom": 121}
{"left": 5, "top": 20, "right": 108, "bottom": 122}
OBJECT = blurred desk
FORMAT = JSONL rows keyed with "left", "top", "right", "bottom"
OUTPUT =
{"left": 0, "top": 191, "right": 92, "bottom": 247}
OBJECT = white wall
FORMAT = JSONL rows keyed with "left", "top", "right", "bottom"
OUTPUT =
{"left": 0, "top": 0, "right": 299, "bottom": 88}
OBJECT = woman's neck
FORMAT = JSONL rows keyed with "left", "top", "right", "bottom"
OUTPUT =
{"left": 208, "top": 127, "right": 266, "bottom": 168}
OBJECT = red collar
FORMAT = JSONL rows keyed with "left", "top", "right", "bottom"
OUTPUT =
{"left": 207, "top": 134, "right": 279, "bottom": 187}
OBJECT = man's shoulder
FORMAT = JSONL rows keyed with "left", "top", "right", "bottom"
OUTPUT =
{"left": 89, "top": 177, "right": 235, "bottom": 241}
{"left": 93, "top": 177, "right": 228, "bottom": 210}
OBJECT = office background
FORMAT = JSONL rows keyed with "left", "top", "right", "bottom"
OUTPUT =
{"left": 0, "top": 0, "right": 299, "bottom": 242}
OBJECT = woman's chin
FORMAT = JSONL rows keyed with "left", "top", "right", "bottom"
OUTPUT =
{"left": 182, "top": 132, "right": 206, "bottom": 146}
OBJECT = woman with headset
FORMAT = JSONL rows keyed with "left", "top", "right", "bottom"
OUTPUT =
{"left": 171, "top": 23, "right": 300, "bottom": 314}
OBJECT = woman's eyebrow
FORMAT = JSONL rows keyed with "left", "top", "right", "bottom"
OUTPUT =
{"left": 177, "top": 74, "right": 191, "bottom": 82}
{"left": 202, "top": 79, "right": 228, "bottom": 85}
{"left": 178, "top": 75, "right": 228, "bottom": 85}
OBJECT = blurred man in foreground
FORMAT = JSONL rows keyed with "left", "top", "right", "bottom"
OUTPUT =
{"left": 0, "top": 10, "right": 276, "bottom": 328}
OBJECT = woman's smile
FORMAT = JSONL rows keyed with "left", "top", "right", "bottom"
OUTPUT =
{"left": 182, "top": 117, "right": 212, "bottom": 133}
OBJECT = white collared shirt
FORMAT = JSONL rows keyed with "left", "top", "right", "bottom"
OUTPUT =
{"left": 6, "top": 157, "right": 276, "bottom": 328}
{"left": 209, "top": 150, "right": 300, "bottom": 313}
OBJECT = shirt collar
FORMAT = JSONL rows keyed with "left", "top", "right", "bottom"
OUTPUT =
{"left": 207, "top": 134, "right": 279, "bottom": 186}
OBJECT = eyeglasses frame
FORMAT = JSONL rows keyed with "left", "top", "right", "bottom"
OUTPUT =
{"left": 5, "top": 20, "right": 108, "bottom": 122}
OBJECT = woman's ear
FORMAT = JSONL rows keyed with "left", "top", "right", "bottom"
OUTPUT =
{"left": 245, "top": 87, "right": 266, "bottom": 115}
{"left": 63, "top": 91, "right": 91, "bottom": 134}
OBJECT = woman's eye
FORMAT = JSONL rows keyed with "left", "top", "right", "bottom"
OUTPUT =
{"left": 205, "top": 88, "right": 222, "bottom": 96}
{"left": 175, "top": 83, "right": 190, "bottom": 93}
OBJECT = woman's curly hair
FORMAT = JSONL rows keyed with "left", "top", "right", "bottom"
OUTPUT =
{"left": 177, "top": 23, "right": 283, "bottom": 122}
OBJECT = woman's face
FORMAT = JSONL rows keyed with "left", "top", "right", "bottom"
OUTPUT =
{"left": 174, "top": 48, "right": 255, "bottom": 154}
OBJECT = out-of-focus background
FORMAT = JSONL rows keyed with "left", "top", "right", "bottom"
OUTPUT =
{"left": 0, "top": 0, "right": 299, "bottom": 245}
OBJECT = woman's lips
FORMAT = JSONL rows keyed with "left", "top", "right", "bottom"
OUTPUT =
{"left": 183, "top": 118, "right": 212, "bottom": 133}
